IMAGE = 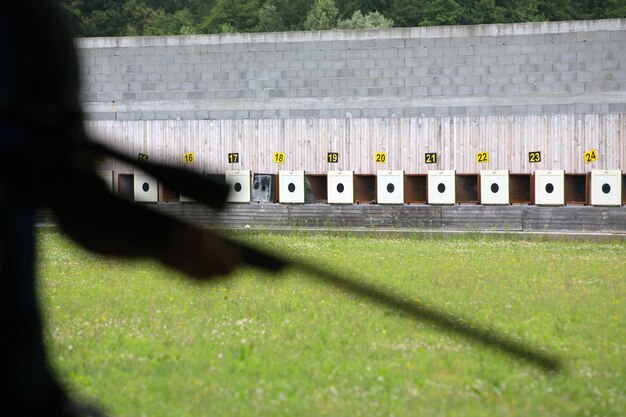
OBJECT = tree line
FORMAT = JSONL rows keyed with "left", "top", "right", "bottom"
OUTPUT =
{"left": 61, "top": 0, "right": 626, "bottom": 37}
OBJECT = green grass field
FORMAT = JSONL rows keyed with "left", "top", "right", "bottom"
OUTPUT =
{"left": 37, "top": 229, "right": 625, "bottom": 417}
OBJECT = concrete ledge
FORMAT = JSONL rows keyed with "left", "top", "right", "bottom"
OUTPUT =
{"left": 75, "top": 19, "right": 626, "bottom": 49}
{"left": 83, "top": 92, "right": 626, "bottom": 119}
{"left": 37, "top": 204, "right": 624, "bottom": 235}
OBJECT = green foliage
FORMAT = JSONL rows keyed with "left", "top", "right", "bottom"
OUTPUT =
{"left": 256, "top": 2, "right": 287, "bottom": 32}
{"left": 81, "top": 8, "right": 126, "bottom": 37}
{"left": 304, "top": 0, "right": 340, "bottom": 30}
{"left": 387, "top": 0, "right": 424, "bottom": 27}
{"left": 336, "top": 0, "right": 392, "bottom": 18}
{"left": 271, "top": 0, "right": 316, "bottom": 30}
{"left": 498, "top": 0, "right": 540, "bottom": 23}
{"left": 593, "top": 0, "right": 626, "bottom": 19}
{"left": 198, "top": 0, "right": 260, "bottom": 34}
{"left": 144, "top": 9, "right": 197, "bottom": 36}
{"left": 121, "top": 0, "right": 159, "bottom": 36}
{"left": 459, "top": 0, "right": 505, "bottom": 24}
{"left": 420, "top": 0, "right": 465, "bottom": 26}
{"left": 59, "top": 0, "right": 84, "bottom": 35}
{"left": 536, "top": 0, "right": 575, "bottom": 22}
{"left": 338, "top": 10, "right": 395, "bottom": 29}
{"left": 61, "top": 0, "right": 626, "bottom": 36}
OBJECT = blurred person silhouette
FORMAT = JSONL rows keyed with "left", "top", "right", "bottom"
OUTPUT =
{"left": 0, "top": 1, "right": 242, "bottom": 416}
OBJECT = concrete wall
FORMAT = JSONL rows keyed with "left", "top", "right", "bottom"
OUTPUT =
{"left": 77, "top": 19, "right": 626, "bottom": 121}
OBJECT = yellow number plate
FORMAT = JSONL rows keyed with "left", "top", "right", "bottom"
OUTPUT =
{"left": 584, "top": 149, "right": 598, "bottom": 164}
{"left": 476, "top": 152, "right": 489, "bottom": 163}
{"left": 274, "top": 152, "right": 285, "bottom": 164}
{"left": 375, "top": 152, "right": 387, "bottom": 163}
{"left": 183, "top": 152, "right": 195, "bottom": 164}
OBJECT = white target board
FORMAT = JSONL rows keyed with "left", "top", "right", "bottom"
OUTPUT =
{"left": 377, "top": 170, "right": 404, "bottom": 204}
{"left": 133, "top": 171, "right": 158, "bottom": 202}
{"left": 327, "top": 171, "right": 354, "bottom": 204}
{"left": 428, "top": 170, "right": 456, "bottom": 204}
{"left": 480, "top": 170, "right": 509, "bottom": 205}
{"left": 279, "top": 170, "right": 305, "bottom": 204}
{"left": 591, "top": 170, "right": 622, "bottom": 206}
{"left": 225, "top": 170, "right": 251, "bottom": 203}
{"left": 97, "top": 170, "right": 114, "bottom": 193}
{"left": 534, "top": 170, "right": 564, "bottom": 205}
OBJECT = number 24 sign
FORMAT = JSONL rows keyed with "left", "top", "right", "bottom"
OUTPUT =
{"left": 584, "top": 149, "right": 598, "bottom": 164}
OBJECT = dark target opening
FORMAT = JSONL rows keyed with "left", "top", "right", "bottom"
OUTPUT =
{"left": 437, "top": 183, "right": 446, "bottom": 193}
{"left": 602, "top": 183, "right": 611, "bottom": 194}
{"left": 490, "top": 183, "right": 499, "bottom": 193}
{"left": 288, "top": 183, "right": 296, "bottom": 193}
{"left": 234, "top": 182, "right": 242, "bottom": 192}
{"left": 545, "top": 183, "right": 554, "bottom": 194}
{"left": 337, "top": 183, "right": 345, "bottom": 193}
{"left": 386, "top": 183, "right": 395, "bottom": 193}
{"left": 142, "top": 182, "right": 150, "bottom": 192}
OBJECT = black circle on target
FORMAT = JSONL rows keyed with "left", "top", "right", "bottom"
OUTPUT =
{"left": 387, "top": 183, "right": 395, "bottom": 193}
{"left": 234, "top": 182, "right": 242, "bottom": 192}
{"left": 437, "top": 183, "right": 446, "bottom": 193}
{"left": 337, "top": 183, "right": 345, "bottom": 193}
{"left": 288, "top": 183, "right": 296, "bottom": 193}
{"left": 545, "top": 183, "right": 554, "bottom": 194}
{"left": 602, "top": 183, "right": 611, "bottom": 194}
{"left": 491, "top": 183, "right": 499, "bottom": 193}
{"left": 142, "top": 182, "right": 150, "bottom": 192}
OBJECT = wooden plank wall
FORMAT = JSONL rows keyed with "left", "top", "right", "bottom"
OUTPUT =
{"left": 87, "top": 114, "right": 625, "bottom": 175}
